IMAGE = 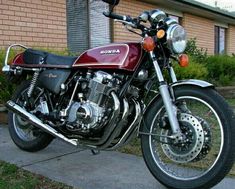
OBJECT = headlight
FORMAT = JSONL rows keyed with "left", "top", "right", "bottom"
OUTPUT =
{"left": 167, "top": 24, "right": 187, "bottom": 54}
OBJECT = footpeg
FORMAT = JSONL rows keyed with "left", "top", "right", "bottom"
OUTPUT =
{"left": 91, "top": 149, "right": 100, "bottom": 155}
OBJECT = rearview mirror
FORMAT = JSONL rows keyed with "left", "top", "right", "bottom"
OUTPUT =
{"left": 102, "top": 0, "right": 120, "bottom": 5}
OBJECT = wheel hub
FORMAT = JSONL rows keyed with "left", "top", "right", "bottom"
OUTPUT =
{"left": 161, "top": 113, "right": 204, "bottom": 163}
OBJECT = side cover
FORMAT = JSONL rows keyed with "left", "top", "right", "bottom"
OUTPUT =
{"left": 73, "top": 43, "right": 143, "bottom": 71}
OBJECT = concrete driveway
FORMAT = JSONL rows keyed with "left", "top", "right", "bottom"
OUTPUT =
{"left": 0, "top": 124, "right": 234, "bottom": 189}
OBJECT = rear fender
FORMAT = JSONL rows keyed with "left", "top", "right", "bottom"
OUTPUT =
{"left": 139, "top": 79, "right": 214, "bottom": 132}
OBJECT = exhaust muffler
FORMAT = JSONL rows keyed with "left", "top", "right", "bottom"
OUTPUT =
{"left": 6, "top": 100, "right": 78, "bottom": 147}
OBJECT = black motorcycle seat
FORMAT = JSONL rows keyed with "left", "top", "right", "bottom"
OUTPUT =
{"left": 23, "top": 48, "right": 77, "bottom": 67}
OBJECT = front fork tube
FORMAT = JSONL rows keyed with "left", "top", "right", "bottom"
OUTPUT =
{"left": 150, "top": 51, "right": 181, "bottom": 135}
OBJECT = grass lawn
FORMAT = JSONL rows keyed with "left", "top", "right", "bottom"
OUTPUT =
{"left": 0, "top": 160, "right": 72, "bottom": 189}
{"left": 226, "top": 98, "right": 235, "bottom": 107}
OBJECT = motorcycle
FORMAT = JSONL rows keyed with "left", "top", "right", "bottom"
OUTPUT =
{"left": 2, "top": 0, "right": 235, "bottom": 188}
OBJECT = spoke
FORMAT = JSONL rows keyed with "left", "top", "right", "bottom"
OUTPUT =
{"left": 149, "top": 96, "right": 223, "bottom": 180}
{"left": 206, "top": 110, "right": 213, "bottom": 117}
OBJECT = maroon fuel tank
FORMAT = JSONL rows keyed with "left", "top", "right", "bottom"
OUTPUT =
{"left": 73, "top": 43, "right": 143, "bottom": 71}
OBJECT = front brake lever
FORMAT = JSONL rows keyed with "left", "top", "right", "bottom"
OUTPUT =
{"left": 114, "top": 19, "right": 137, "bottom": 28}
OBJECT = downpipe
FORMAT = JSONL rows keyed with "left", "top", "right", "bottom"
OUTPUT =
{"left": 82, "top": 91, "right": 121, "bottom": 146}
{"left": 6, "top": 100, "right": 78, "bottom": 147}
{"left": 109, "top": 99, "right": 141, "bottom": 150}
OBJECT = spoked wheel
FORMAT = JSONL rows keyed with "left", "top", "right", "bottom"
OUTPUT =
{"left": 8, "top": 81, "right": 53, "bottom": 152}
{"left": 141, "top": 86, "right": 235, "bottom": 189}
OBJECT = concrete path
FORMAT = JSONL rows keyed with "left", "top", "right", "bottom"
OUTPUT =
{"left": 0, "top": 124, "right": 234, "bottom": 189}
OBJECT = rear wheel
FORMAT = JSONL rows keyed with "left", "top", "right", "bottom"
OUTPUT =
{"left": 141, "top": 86, "right": 235, "bottom": 189}
{"left": 8, "top": 81, "right": 53, "bottom": 152}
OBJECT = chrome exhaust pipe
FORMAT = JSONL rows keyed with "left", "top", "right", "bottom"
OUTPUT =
{"left": 6, "top": 100, "right": 78, "bottom": 147}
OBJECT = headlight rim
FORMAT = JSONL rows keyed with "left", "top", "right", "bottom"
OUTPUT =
{"left": 166, "top": 24, "right": 187, "bottom": 54}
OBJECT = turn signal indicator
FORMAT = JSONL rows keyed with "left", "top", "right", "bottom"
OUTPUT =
{"left": 142, "top": 37, "right": 155, "bottom": 52}
{"left": 179, "top": 54, "right": 189, "bottom": 67}
{"left": 157, "top": 29, "right": 165, "bottom": 39}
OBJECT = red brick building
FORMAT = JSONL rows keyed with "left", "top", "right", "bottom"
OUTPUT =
{"left": 0, "top": 0, "right": 67, "bottom": 50}
{"left": 0, "top": 0, "right": 235, "bottom": 55}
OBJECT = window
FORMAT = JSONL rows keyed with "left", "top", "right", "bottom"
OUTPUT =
{"left": 215, "top": 26, "right": 226, "bottom": 54}
{"left": 66, "top": 0, "right": 111, "bottom": 53}
{"left": 67, "top": 0, "right": 89, "bottom": 53}
{"left": 89, "top": 0, "right": 111, "bottom": 48}
{"left": 168, "top": 15, "right": 181, "bottom": 24}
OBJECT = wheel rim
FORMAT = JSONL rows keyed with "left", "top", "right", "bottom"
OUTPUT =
{"left": 149, "top": 96, "right": 224, "bottom": 180}
{"left": 13, "top": 113, "right": 37, "bottom": 141}
{"left": 12, "top": 87, "right": 44, "bottom": 142}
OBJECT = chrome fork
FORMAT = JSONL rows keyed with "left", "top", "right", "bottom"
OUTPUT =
{"left": 149, "top": 51, "right": 182, "bottom": 136}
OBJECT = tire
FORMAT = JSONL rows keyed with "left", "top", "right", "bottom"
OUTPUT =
{"left": 8, "top": 81, "right": 53, "bottom": 152}
{"left": 141, "top": 86, "right": 235, "bottom": 189}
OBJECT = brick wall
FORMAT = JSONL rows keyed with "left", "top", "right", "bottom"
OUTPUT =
{"left": 113, "top": 0, "right": 156, "bottom": 42}
{"left": 227, "top": 25, "right": 235, "bottom": 55}
{"left": 114, "top": 1, "right": 217, "bottom": 56}
{"left": 182, "top": 13, "right": 214, "bottom": 55}
{"left": 0, "top": 0, "right": 67, "bottom": 50}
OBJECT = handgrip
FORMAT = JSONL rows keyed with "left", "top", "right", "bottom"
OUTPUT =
{"left": 103, "top": 11, "right": 124, "bottom": 20}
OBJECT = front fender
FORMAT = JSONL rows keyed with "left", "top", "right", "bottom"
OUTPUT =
{"left": 146, "top": 79, "right": 214, "bottom": 113}
{"left": 171, "top": 79, "right": 214, "bottom": 88}
{"left": 139, "top": 79, "right": 214, "bottom": 133}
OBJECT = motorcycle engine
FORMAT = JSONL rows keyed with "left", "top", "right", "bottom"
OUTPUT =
{"left": 66, "top": 71, "right": 119, "bottom": 133}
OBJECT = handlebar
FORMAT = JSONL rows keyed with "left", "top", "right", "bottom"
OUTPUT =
{"left": 103, "top": 11, "right": 150, "bottom": 36}
{"left": 103, "top": 11, "right": 133, "bottom": 22}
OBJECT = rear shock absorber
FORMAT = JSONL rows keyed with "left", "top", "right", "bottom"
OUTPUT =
{"left": 27, "top": 71, "right": 40, "bottom": 98}
{"left": 27, "top": 58, "right": 44, "bottom": 98}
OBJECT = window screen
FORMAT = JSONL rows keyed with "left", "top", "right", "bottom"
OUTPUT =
{"left": 89, "top": 0, "right": 111, "bottom": 48}
{"left": 66, "top": 0, "right": 111, "bottom": 53}
{"left": 215, "top": 26, "right": 226, "bottom": 54}
{"left": 66, "top": 0, "right": 89, "bottom": 53}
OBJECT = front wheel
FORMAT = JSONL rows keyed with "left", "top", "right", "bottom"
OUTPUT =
{"left": 141, "top": 86, "right": 235, "bottom": 189}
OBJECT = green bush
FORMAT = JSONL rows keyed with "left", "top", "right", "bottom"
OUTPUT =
{"left": 205, "top": 55, "right": 235, "bottom": 86}
{"left": 185, "top": 38, "right": 208, "bottom": 63}
{"left": 0, "top": 49, "right": 18, "bottom": 104}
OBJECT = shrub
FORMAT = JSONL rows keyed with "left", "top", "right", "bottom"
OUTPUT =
{"left": 0, "top": 49, "right": 18, "bottom": 104}
{"left": 205, "top": 55, "right": 235, "bottom": 86}
{"left": 185, "top": 38, "right": 208, "bottom": 63}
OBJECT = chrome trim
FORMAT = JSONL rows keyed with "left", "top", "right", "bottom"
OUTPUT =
{"left": 159, "top": 84, "right": 181, "bottom": 134}
{"left": 171, "top": 79, "right": 214, "bottom": 88}
{"left": 122, "top": 98, "right": 129, "bottom": 120}
{"left": 83, "top": 91, "right": 121, "bottom": 146}
{"left": 97, "top": 98, "right": 129, "bottom": 149}
{"left": 2, "top": 44, "right": 28, "bottom": 73}
{"left": 115, "top": 19, "right": 137, "bottom": 28}
{"left": 149, "top": 96, "right": 224, "bottom": 180}
{"left": 2, "top": 65, "right": 11, "bottom": 73}
{"left": 166, "top": 24, "right": 187, "bottom": 54}
{"left": 169, "top": 66, "right": 177, "bottom": 83}
{"left": 4, "top": 44, "right": 27, "bottom": 64}
{"left": 6, "top": 100, "right": 78, "bottom": 146}
{"left": 150, "top": 9, "right": 166, "bottom": 23}
{"left": 144, "top": 79, "right": 214, "bottom": 114}
{"left": 139, "top": 12, "right": 149, "bottom": 22}
{"left": 27, "top": 71, "right": 40, "bottom": 98}
{"left": 150, "top": 51, "right": 164, "bottom": 82}
{"left": 165, "top": 17, "right": 178, "bottom": 26}
{"left": 60, "top": 80, "right": 79, "bottom": 117}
